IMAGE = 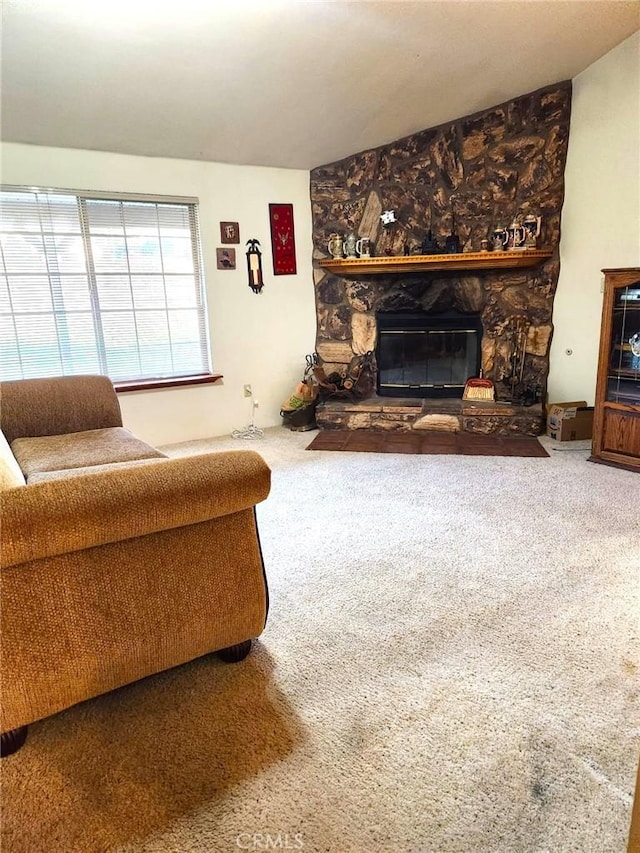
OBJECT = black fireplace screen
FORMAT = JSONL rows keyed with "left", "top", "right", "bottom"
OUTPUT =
{"left": 376, "top": 312, "right": 482, "bottom": 398}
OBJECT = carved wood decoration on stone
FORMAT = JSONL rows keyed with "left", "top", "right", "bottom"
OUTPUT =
{"left": 310, "top": 82, "right": 571, "bottom": 434}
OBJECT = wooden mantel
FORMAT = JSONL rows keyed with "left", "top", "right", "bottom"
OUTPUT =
{"left": 318, "top": 248, "right": 553, "bottom": 276}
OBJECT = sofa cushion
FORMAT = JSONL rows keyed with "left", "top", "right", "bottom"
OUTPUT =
{"left": 11, "top": 427, "right": 167, "bottom": 481}
{"left": 0, "top": 430, "right": 26, "bottom": 489}
{"left": 27, "top": 457, "right": 165, "bottom": 484}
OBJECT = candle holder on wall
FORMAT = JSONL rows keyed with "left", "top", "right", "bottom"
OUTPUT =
{"left": 246, "top": 239, "right": 264, "bottom": 294}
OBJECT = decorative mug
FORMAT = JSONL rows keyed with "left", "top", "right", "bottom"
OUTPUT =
{"left": 507, "top": 220, "right": 526, "bottom": 250}
{"left": 343, "top": 232, "right": 358, "bottom": 259}
{"left": 491, "top": 227, "right": 508, "bottom": 251}
{"left": 355, "top": 237, "right": 371, "bottom": 258}
{"left": 522, "top": 214, "right": 542, "bottom": 249}
{"left": 327, "top": 233, "right": 344, "bottom": 259}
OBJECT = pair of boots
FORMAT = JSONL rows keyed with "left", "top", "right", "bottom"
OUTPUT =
{"left": 313, "top": 351, "right": 373, "bottom": 397}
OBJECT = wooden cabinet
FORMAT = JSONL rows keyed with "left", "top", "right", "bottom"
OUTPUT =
{"left": 590, "top": 268, "right": 640, "bottom": 472}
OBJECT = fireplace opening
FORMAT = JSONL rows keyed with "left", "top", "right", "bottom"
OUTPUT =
{"left": 376, "top": 311, "right": 482, "bottom": 398}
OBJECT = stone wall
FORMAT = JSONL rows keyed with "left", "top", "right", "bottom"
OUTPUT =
{"left": 310, "top": 82, "right": 572, "bottom": 403}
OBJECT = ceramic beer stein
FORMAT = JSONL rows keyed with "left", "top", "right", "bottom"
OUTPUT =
{"left": 343, "top": 232, "right": 358, "bottom": 259}
{"left": 355, "top": 237, "right": 371, "bottom": 258}
{"left": 507, "top": 219, "right": 526, "bottom": 250}
{"left": 327, "top": 233, "right": 344, "bottom": 259}
{"left": 522, "top": 214, "right": 542, "bottom": 249}
{"left": 491, "top": 227, "right": 508, "bottom": 251}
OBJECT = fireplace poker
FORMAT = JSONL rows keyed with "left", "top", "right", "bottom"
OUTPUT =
{"left": 518, "top": 318, "right": 529, "bottom": 383}
{"left": 509, "top": 323, "right": 519, "bottom": 400}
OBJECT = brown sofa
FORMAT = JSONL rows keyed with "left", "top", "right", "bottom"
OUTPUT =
{"left": 0, "top": 375, "right": 271, "bottom": 755}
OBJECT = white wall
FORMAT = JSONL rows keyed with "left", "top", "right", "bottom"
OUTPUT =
{"left": 0, "top": 144, "right": 317, "bottom": 445}
{"left": 549, "top": 31, "right": 640, "bottom": 405}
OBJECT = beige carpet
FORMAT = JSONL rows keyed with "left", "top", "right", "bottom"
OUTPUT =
{"left": 2, "top": 428, "right": 638, "bottom": 852}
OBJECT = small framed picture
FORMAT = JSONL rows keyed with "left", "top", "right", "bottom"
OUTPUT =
{"left": 220, "top": 221, "right": 240, "bottom": 244}
{"left": 216, "top": 248, "right": 236, "bottom": 270}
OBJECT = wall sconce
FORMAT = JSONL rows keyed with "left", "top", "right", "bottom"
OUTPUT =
{"left": 246, "top": 239, "right": 264, "bottom": 294}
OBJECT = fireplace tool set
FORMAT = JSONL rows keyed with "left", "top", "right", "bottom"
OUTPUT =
{"left": 461, "top": 316, "right": 539, "bottom": 405}
{"left": 504, "top": 315, "right": 532, "bottom": 403}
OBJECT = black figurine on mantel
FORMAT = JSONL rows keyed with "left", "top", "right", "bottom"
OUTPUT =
{"left": 444, "top": 213, "right": 462, "bottom": 254}
{"left": 421, "top": 230, "right": 442, "bottom": 255}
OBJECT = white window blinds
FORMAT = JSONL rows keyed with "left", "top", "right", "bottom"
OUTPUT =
{"left": 0, "top": 188, "right": 211, "bottom": 383}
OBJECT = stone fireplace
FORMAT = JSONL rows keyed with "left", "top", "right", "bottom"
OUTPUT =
{"left": 309, "top": 82, "right": 571, "bottom": 435}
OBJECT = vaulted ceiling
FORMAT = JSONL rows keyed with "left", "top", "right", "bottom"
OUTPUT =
{"left": 1, "top": 0, "right": 638, "bottom": 170}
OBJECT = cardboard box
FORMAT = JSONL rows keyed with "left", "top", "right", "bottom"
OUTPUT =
{"left": 546, "top": 401, "right": 594, "bottom": 441}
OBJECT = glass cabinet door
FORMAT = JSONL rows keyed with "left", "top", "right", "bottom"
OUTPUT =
{"left": 606, "top": 280, "right": 640, "bottom": 406}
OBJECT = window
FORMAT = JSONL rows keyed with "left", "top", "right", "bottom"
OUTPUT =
{"left": 0, "top": 187, "right": 212, "bottom": 387}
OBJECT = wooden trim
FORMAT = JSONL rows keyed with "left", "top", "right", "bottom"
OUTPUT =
{"left": 318, "top": 248, "right": 553, "bottom": 276}
{"left": 601, "top": 267, "right": 640, "bottom": 281}
{"left": 600, "top": 401, "right": 640, "bottom": 415}
{"left": 588, "top": 454, "right": 640, "bottom": 474}
{"left": 115, "top": 374, "right": 223, "bottom": 393}
{"left": 591, "top": 275, "right": 616, "bottom": 456}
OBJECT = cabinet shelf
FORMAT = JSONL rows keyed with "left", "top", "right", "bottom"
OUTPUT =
{"left": 318, "top": 248, "right": 553, "bottom": 276}
{"left": 608, "top": 369, "right": 640, "bottom": 379}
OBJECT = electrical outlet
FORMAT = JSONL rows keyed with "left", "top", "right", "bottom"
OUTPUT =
{"left": 243, "top": 384, "right": 252, "bottom": 398}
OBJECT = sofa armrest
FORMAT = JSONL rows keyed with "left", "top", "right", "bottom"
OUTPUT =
{"left": 0, "top": 375, "right": 122, "bottom": 444}
{"left": 1, "top": 450, "right": 271, "bottom": 568}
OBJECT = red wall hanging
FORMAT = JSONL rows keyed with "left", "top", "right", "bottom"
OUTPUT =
{"left": 269, "top": 203, "right": 297, "bottom": 275}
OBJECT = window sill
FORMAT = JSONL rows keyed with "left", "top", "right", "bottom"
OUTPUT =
{"left": 115, "top": 374, "right": 223, "bottom": 393}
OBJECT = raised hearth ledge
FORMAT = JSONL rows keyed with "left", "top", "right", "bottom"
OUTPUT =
{"left": 316, "top": 396, "right": 544, "bottom": 437}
